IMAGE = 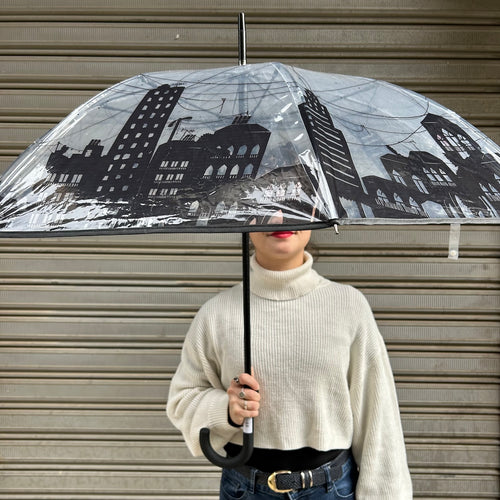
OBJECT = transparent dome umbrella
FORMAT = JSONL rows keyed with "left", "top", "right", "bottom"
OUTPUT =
{"left": 2, "top": 67, "right": 499, "bottom": 235}
{"left": 1, "top": 15, "right": 499, "bottom": 469}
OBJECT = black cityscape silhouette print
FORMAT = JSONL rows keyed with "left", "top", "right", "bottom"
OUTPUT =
{"left": 1, "top": 67, "right": 499, "bottom": 233}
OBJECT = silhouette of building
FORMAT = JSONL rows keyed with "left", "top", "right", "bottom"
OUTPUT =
{"left": 299, "top": 88, "right": 366, "bottom": 217}
{"left": 46, "top": 83, "right": 184, "bottom": 203}
{"left": 142, "top": 114, "right": 271, "bottom": 211}
{"left": 47, "top": 139, "right": 104, "bottom": 192}
{"left": 360, "top": 114, "right": 500, "bottom": 219}
{"left": 43, "top": 84, "right": 274, "bottom": 222}
{"left": 96, "top": 84, "right": 184, "bottom": 201}
{"left": 421, "top": 113, "right": 500, "bottom": 217}
{"left": 373, "top": 148, "right": 460, "bottom": 218}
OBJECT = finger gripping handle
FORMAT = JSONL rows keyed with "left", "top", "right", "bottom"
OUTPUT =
{"left": 199, "top": 423, "right": 253, "bottom": 468}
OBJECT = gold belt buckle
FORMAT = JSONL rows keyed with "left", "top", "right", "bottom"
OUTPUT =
{"left": 267, "top": 470, "right": 293, "bottom": 493}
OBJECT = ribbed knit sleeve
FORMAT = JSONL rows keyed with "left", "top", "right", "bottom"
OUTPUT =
{"left": 348, "top": 293, "right": 413, "bottom": 499}
{"left": 166, "top": 298, "right": 241, "bottom": 456}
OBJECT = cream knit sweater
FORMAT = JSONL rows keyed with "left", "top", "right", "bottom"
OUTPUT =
{"left": 167, "top": 252, "right": 413, "bottom": 498}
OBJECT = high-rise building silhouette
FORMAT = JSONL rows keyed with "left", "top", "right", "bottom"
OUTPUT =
{"left": 299, "top": 88, "right": 365, "bottom": 217}
{"left": 96, "top": 84, "right": 184, "bottom": 200}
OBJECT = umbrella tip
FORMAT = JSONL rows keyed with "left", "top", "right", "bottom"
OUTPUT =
{"left": 238, "top": 12, "right": 247, "bottom": 66}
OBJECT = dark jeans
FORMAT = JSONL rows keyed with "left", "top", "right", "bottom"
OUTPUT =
{"left": 219, "top": 453, "right": 357, "bottom": 499}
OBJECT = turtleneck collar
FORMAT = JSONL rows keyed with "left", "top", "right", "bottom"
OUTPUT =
{"left": 249, "top": 251, "right": 326, "bottom": 300}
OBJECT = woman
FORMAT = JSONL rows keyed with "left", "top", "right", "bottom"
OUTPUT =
{"left": 167, "top": 229, "right": 413, "bottom": 499}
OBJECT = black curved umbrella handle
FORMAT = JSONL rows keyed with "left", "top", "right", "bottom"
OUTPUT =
{"left": 199, "top": 419, "right": 254, "bottom": 468}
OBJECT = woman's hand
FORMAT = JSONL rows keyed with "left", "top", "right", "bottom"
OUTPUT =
{"left": 228, "top": 371, "right": 261, "bottom": 426}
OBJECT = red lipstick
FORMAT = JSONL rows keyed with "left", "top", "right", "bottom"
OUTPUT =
{"left": 270, "top": 231, "right": 294, "bottom": 239}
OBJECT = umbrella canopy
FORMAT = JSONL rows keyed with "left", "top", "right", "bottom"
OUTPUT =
{"left": 1, "top": 62, "right": 499, "bottom": 236}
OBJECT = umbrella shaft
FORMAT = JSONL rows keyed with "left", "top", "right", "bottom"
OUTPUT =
{"left": 242, "top": 232, "right": 251, "bottom": 374}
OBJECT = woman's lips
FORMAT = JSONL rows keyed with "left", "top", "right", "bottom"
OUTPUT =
{"left": 270, "top": 231, "right": 294, "bottom": 239}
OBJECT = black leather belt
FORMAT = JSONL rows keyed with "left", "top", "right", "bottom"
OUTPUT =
{"left": 234, "top": 449, "right": 351, "bottom": 494}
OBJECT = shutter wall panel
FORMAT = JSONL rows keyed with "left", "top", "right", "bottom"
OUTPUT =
{"left": 1, "top": 227, "right": 498, "bottom": 498}
{"left": 0, "top": 1, "right": 499, "bottom": 498}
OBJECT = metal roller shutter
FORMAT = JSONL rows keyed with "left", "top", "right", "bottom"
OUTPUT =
{"left": 0, "top": 1, "right": 499, "bottom": 497}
